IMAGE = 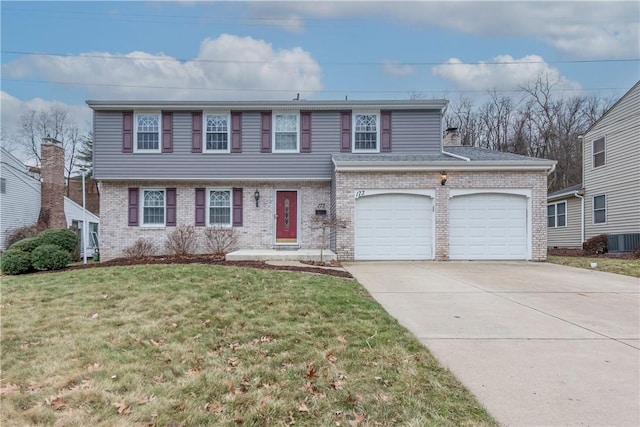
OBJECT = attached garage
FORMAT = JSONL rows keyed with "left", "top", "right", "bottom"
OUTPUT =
{"left": 355, "top": 191, "right": 433, "bottom": 260}
{"left": 449, "top": 191, "right": 530, "bottom": 260}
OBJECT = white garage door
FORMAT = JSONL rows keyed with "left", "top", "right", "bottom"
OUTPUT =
{"left": 449, "top": 193, "right": 528, "bottom": 260}
{"left": 355, "top": 193, "right": 433, "bottom": 260}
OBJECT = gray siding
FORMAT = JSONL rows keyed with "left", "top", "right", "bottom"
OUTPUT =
{"left": 391, "top": 110, "right": 442, "bottom": 152}
{"left": 547, "top": 197, "right": 583, "bottom": 248}
{"left": 94, "top": 109, "right": 442, "bottom": 180}
{"left": 583, "top": 82, "right": 640, "bottom": 239}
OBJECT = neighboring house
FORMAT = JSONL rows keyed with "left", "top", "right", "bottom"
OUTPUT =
{"left": 548, "top": 81, "right": 640, "bottom": 252}
{"left": 87, "top": 100, "right": 556, "bottom": 262}
{"left": 547, "top": 184, "right": 583, "bottom": 249}
{"left": 0, "top": 144, "right": 100, "bottom": 253}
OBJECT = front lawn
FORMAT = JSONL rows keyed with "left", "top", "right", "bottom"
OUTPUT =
{"left": 547, "top": 255, "right": 640, "bottom": 277}
{"left": 1, "top": 265, "right": 496, "bottom": 426}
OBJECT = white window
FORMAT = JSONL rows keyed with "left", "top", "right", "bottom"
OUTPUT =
{"left": 142, "top": 189, "right": 165, "bottom": 226}
{"left": 208, "top": 189, "right": 232, "bottom": 226}
{"left": 593, "top": 195, "right": 606, "bottom": 224}
{"left": 204, "top": 113, "right": 230, "bottom": 152}
{"left": 353, "top": 113, "right": 379, "bottom": 152}
{"left": 547, "top": 201, "right": 566, "bottom": 228}
{"left": 273, "top": 113, "right": 299, "bottom": 152}
{"left": 592, "top": 137, "right": 605, "bottom": 168}
{"left": 135, "top": 113, "right": 161, "bottom": 152}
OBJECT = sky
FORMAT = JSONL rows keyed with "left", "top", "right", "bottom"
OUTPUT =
{"left": 1, "top": 0, "right": 639, "bottom": 144}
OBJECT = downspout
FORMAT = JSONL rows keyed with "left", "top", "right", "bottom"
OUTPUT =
{"left": 575, "top": 192, "right": 585, "bottom": 245}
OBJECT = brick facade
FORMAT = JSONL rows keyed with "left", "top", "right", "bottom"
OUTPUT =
{"left": 334, "top": 170, "right": 548, "bottom": 261}
{"left": 100, "top": 181, "right": 330, "bottom": 260}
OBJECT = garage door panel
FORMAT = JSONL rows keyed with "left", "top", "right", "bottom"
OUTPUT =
{"left": 449, "top": 193, "right": 528, "bottom": 260}
{"left": 355, "top": 193, "right": 433, "bottom": 261}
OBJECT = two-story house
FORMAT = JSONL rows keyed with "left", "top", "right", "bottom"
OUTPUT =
{"left": 88, "top": 99, "right": 555, "bottom": 262}
{"left": 548, "top": 81, "right": 640, "bottom": 252}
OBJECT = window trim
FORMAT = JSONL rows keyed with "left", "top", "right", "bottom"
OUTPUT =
{"left": 352, "top": 111, "right": 380, "bottom": 153}
{"left": 593, "top": 194, "right": 607, "bottom": 225}
{"left": 207, "top": 188, "right": 233, "bottom": 227}
{"left": 203, "top": 112, "right": 231, "bottom": 153}
{"left": 547, "top": 201, "right": 567, "bottom": 228}
{"left": 272, "top": 112, "right": 300, "bottom": 153}
{"left": 140, "top": 188, "right": 166, "bottom": 227}
{"left": 592, "top": 136, "right": 606, "bottom": 169}
{"left": 133, "top": 112, "right": 162, "bottom": 153}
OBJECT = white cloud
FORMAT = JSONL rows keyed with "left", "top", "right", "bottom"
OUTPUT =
{"left": 432, "top": 55, "right": 582, "bottom": 92}
{"left": 381, "top": 60, "right": 415, "bottom": 77}
{"left": 1, "top": 34, "right": 323, "bottom": 100}
{"left": 0, "top": 91, "right": 92, "bottom": 162}
{"left": 254, "top": 1, "right": 639, "bottom": 59}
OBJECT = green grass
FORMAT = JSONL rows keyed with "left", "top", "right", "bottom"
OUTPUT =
{"left": 1, "top": 265, "right": 496, "bottom": 426}
{"left": 547, "top": 255, "right": 640, "bottom": 277}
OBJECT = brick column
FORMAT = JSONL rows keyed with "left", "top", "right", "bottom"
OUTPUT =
{"left": 39, "top": 138, "right": 67, "bottom": 229}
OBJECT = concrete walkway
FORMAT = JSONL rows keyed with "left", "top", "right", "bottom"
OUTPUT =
{"left": 343, "top": 261, "right": 640, "bottom": 427}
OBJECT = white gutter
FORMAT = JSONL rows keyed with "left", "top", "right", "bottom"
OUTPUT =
{"left": 441, "top": 149, "right": 471, "bottom": 161}
{"left": 95, "top": 176, "right": 332, "bottom": 182}
{"left": 334, "top": 160, "right": 556, "bottom": 172}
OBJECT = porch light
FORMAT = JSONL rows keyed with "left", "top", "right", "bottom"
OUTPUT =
{"left": 254, "top": 189, "right": 260, "bottom": 207}
{"left": 440, "top": 171, "right": 448, "bottom": 186}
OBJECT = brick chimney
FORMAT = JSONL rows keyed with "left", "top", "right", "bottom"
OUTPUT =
{"left": 443, "top": 127, "right": 461, "bottom": 146}
{"left": 38, "top": 137, "right": 67, "bottom": 229}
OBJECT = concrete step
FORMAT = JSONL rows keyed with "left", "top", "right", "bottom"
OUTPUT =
{"left": 226, "top": 249, "right": 337, "bottom": 262}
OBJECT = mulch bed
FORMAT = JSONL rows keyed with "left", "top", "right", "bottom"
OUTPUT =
{"left": 65, "top": 254, "right": 353, "bottom": 278}
{"left": 548, "top": 248, "right": 638, "bottom": 260}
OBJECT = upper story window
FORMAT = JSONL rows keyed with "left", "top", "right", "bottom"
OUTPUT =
{"left": 0, "top": 177, "right": 6, "bottom": 194}
{"left": 204, "top": 114, "right": 230, "bottom": 152}
{"left": 208, "top": 189, "right": 232, "bottom": 226}
{"left": 593, "top": 195, "right": 606, "bottom": 224}
{"left": 142, "top": 189, "right": 165, "bottom": 226}
{"left": 353, "top": 113, "right": 379, "bottom": 152}
{"left": 135, "top": 113, "right": 161, "bottom": 152}
{"left": 274, "top": 113, "right": 299, "bottom": 152}
{"left": 592, "top": 137, "right": 605, "bottom": 168}
{"left": 547, "top": 201, "right": 566, "bottom": 228}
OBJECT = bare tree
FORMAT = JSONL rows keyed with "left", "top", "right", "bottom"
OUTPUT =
{"left": 16, "top": 105, "right": 85, "bottom": 195}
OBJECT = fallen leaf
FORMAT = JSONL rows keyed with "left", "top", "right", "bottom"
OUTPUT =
{"left": 204, "top": 402, "right": 225, "bottom": 414}
{"left": 298, "top": 402, "right": 309, "bottom": 413}
{"left": 326, "top": 349, "right": 338, "bottom": 363}
{"left": 348, "top": 412, "right": 367, "bottom": 426}
{"left": 227, "top": 357, "right": 238, "bottom": 367}
{"left": 337, "top": 335, "right": 347, "bottom": 344}
{"left": 48, "top": 396, "right": 68, "bottom": 410}
{"left": 330, "top": 380, "right": 344, "bottom": 390}
{"left": 150, "top": 338, "right": 166, "bottom": 347}
{"left": 137, "top": 395, "right": 155, "bottom": 405}
{"left": 114, "top": 398, "right": 131, "bottom": 415}
{"left": 153, "top": 374, "right": 166, "bottom": 384}
{"left": 305, "top": 364, "right": 317, "bottom": 379}
{"left": 229, "top": 341, "right": 241, "bottom": 351}
{"left": 304, "top": 381, "right": 318, "bottom": 395}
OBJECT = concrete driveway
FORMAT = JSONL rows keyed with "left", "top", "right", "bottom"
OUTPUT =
{"left": 343, "top": 261, "right": 640, "bottom": 427}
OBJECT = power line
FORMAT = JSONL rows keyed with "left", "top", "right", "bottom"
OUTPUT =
{"left": 2, "top": 50, "right": 637, "bottom": 67}
{"left": 1, "top": 78, "right": 628, "bottom": 95}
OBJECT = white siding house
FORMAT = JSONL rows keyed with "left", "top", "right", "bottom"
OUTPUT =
{"left": 0, "top": 147, "right": 100, "bottom": 252}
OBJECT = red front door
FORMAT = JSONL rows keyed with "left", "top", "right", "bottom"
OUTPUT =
{"left": 276, "top": 191, "right": 297, "bottom": 243}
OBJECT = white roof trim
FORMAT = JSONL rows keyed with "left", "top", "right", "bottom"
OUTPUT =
{"left": 333, "top": 160, "right": 556, "bottom": 172}
{"left": 95, "top": 177, "right": 332, "bottom": 182}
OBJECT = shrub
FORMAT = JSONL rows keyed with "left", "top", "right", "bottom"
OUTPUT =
{"left": 583, "top": 234, "right": 608, "bottom": 255}
{"left": 6, "top": 224, "right": 41, "bottom": 248}
{"left": 37, "top": 229, "right": 78, "bottom": 253}
{"left": 31, "top": 244, "right": 71, "bottom": 271}
{"left": 634, "top": 244, "right": 640, "bottom": 259}
{"left": 122, "top": 238, "right": 157, "bottom": 258}
{"left": 164, "top": 225, "right": 196, "bottom": 255}
{"left": 204, "top": 226, "right": 238, "bottom": 256}
{"left": 0, "top": 249, "right": 33, "bottom": 275}
{"left": 9, "top": 237, "right": 41, "bottom": 253}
